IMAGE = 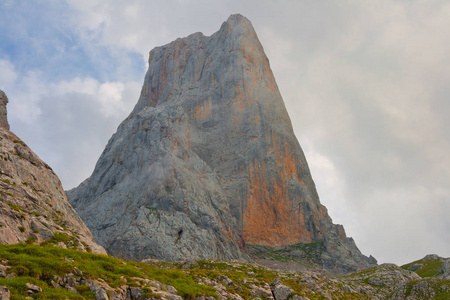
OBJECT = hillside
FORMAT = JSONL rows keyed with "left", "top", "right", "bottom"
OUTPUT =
{"left": 0, "top": 243, "right": 448, "bottom": 299}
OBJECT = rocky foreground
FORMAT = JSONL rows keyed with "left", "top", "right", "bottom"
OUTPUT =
{"left": 0, "top": 243, "right": 448, "bottom": 299}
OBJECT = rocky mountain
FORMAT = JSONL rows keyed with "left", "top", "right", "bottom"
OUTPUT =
{"left": 68, "top": 14, "right": 375, "bottom": 272}
{"left": 0, "top": 90, "right": 106, "bottom": 254}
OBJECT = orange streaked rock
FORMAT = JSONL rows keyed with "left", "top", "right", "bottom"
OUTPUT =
{"left": 235, "top": 84, "right": 246, "bottom": 111}
{"left": 191, "top": 97, "right": 212, "bottom": 120}
{"left": 243, "top": 159, "right": 314, "bottom": 246}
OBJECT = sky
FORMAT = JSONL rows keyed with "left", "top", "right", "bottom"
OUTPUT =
{"left": 0, "top": 0, "right": 449, "bottom": 265}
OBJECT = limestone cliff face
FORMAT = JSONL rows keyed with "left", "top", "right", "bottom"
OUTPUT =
{"left": 0, "top": 91, "right": 106, "bottom": 254}
{"left": 0, "top": 91, "right": 9, "bottom": 130}
{"left": 69, "top": 14, "right": 375, "bottom": 272}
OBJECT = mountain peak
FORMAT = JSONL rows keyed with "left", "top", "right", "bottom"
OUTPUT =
{"left": 219, "top": 13, "right": 260, "bottom": 45}
{"left": 0, "top": 90, "right": 9, "bottom": 130}
{"left": 223, "top": 13, "right": 253, "bottom": 29}
{"left": 69, "top": 14, "right": 375, "bottom": 273}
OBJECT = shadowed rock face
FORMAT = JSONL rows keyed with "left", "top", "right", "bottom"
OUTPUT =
{"left": 0, "top": 90, "right": 9, "bottom": 130}
{"left": 0, "top": 91, "right": 106, "bottom": 254}
{"left": 68, "top": 14, "right": 376, "bottom": 272}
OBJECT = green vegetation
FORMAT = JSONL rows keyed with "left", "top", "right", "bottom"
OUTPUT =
{"left": 0, "top": 190, "right": 15, "bottom": 197}
{"left": 402, "top": 259, "right": 444, "bottom": 278}
{"left": 1, "top": 178, "right": 16, "bottom": 185}
{"left": 0, "top": 243, "right": 219, "bottom": 299}
{"left": 0, "top": 243, "right": 447, "bottom": 300}
{"left": 7, "top": 203, "right": 22, "bottom": 211}
{"left": 247, "top": 240, "right": 325, "bottom": 266}
{"left": 26, "top": 237, "right": 37, "bottom": 245}
{"left": 12, "top": 140, "right": 26, "bottom": 147}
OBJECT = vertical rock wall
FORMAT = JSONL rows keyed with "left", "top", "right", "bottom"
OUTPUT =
{"left": 0, "top": 91, "right": 9, "bottom": 130}
{"left": 68, "top": 14, "right": 376, "bottom": 272}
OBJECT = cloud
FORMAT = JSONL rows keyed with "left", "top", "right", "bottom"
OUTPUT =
{"left": 0, "top": 59, "right": 17, "bottom": 89}
{"left": 2, "top": 57, "right": 141, "bottom": 189}
{"left": 263, "top": 1, "right": 450, "bottom": 264}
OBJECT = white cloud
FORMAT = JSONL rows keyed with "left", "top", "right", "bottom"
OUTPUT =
{"left": 1, "top": 57, "right": 141, "bottom": 189}
{"left": 0, "top": 59, "right": 17, "bottom": 89}
{"left": 254, "top": 0, "right": 450, "bottom": 262}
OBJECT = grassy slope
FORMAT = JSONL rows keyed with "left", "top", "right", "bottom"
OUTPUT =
{"left": 401, "top": 259, "right": 444, "bottom": 278}
{"left": 0, "top": 243, "right": 217, "bottom": 299}
{"left": 0, "top": 242, "right": 449, "bottom": 300}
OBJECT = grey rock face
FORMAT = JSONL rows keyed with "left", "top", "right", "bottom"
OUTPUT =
{"left": 439, "top": 258, "right": 450, "bottom": 279}
{"left": 0, "top": 286, "right": 9, "bottom": 300}
{"left": 0, "top": 91, "right": 106, "bottom": 254}
{"left": 423, "top": 254, "right": 443, "bottom": 261}
{"left": 68, "top": 14, "right": 375, "bottom": 271}
{"left": 0, "top": 91, "right": 9, "bottom": 130}
{"left": 270, "top": 279, "right": 294, "bottom": 300}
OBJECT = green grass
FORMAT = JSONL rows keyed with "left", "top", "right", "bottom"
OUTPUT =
{"left": 12, "top": 140, "right": 26, "bottom": 147}
{"left": 402, "top": 259, "right": 444, "bottom": 278}
{"left": 0, "top": 243, "right": 446, "bottom": 300}
{"left": 0, "top": 243, "right": 218, "bottom": 299}
{"left": 1, "top": 178, "right": 15, "bottom": 185}
{"left": 247, "top": 240, "right": 325, "bottom": 266}
{"left": 51, "top": 232, "right": 72, "bottom": 243}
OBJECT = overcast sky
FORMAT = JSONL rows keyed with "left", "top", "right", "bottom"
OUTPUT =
{"left": 1, "top": 0, "right": 449, "bottom": 265}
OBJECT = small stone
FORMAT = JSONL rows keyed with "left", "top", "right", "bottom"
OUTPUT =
{"left": 73, "top": 268, "right": 83, "bottom": 276}
{"left": 0, "top": 286, "right": 10, "bottom": 300}
{"left": 57, "top": 242, "right": 67, "bottom": 249}
{"left": 217, "top": 275, "right": 234, "bottom": 287}
{"left": 88, "top": 282, "right": 108, "bottom": 300}
{"left": 128, "top": 287, "right": 144, "bottom": 299}
{"left": 358, "top": 286, "right": 367, "bottom": 294}
{"left": 290, "top": 295, "right": 309, "bottom": 300}
{"left": 0, "top": 265, "right": 10, "bottom": 278}
{"left": 26, "top": 283, "right": 42, "bottom": 293}
{"left": 66, "top": 286, "right": 77, "bottom": 293}
{"left": 249, "top": 284, "right": 272, "bottom": 298}
{"left": 341, "top": 285, "right": 353, "bottom": 293}
{"left": 270, "top": 280, "right": 294, "bottom": 300}
{"left": 163, "top": 284, "right": 178, "bottom": 295}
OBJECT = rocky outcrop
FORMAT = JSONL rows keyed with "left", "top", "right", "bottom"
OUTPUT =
{"left": 0, "top": 91, "right": 106, "bottom": 254}
{"left": 0, "top": 285, "right": 10, "bottom": 300}
{"left": 439, "top": 258, "right": 450, "bottom": 279}
{"left": 0, "top": 91, "right": 9, "bottom": 130}
{"left": 68, "top": 14, "right": 375, "bottom": 272}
